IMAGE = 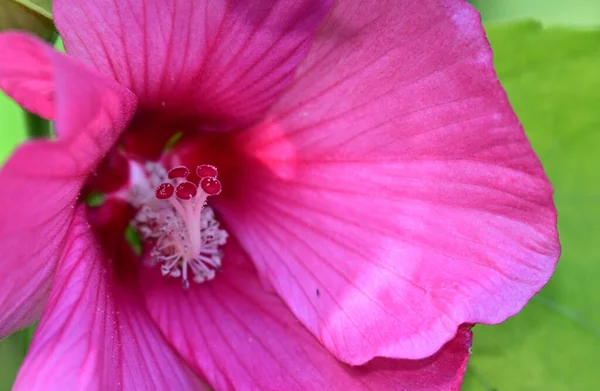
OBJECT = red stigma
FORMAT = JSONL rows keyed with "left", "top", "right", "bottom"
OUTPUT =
{"left": 156, "top": 183, "right": 175, "bottom": 199}
{"left": 196, "top": 164, "right": 218, "bottom": 179}
{"left": 168, "top": 166, "right": 191, "bottom": 179}
{"left": 176, "top": 181, "right": 197, "bottom": 200}
{"left": 200, "top": 177, "right": 222, "bottom": 196}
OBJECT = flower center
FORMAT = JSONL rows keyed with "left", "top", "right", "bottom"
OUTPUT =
{"left": 131, "top": 163, "right": 227, "bottom": 289}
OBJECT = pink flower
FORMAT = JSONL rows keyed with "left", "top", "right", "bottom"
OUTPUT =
{"left": 0, "top": 0, "right": 559, "bottom": 390}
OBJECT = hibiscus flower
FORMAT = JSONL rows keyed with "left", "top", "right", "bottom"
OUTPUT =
{"left": 0, "top": 0, "right": 559, "bottom": 390}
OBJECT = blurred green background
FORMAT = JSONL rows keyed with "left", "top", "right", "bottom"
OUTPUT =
{"left": 1, "top": 1, "right": 599, "bottom": 390}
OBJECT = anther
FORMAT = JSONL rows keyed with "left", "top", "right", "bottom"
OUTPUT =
{"left": 155, "top": 183, "right": 175, "bottom": 199}
{"left": 196, "top": 164, "right": 218, "bottom": 179}
{"left": 176, "top": 181, "right": 197, "bottom": 200}
{"left": 168, "top": 166, "right": 190, "bottom": 179}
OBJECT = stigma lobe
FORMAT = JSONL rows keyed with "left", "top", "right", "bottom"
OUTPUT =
{"left": 155, "top": 183, "right": 175, "bottom": 199}
{"left": 196, "top": 164, "right": 218, "bottom": 178}
{"left": 168, "top": 166, "right": 190, "bottom": 179}
{"left": 176, "top": 181, "right": 197, "bottom": 200}
{"left": 200, "top": 177, "right": 222, "bottom": 195}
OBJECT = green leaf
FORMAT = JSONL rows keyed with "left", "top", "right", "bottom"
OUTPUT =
{"left": 0, "top": 0, "right": 55, "bottom": 42}
{"left": 0, "top": 94, "right": 27, "bottom": 164}
{"left": 8, "top": 0, "right": 52, "bottom": 20}
{"left": 469, "top": 0, "right": 600, "bottom": 27}
{"left": 0, "top": 324, "right": 36, "bottom": 390}
{"left": 463, "top": 21, "right": 600, "bottom": 391}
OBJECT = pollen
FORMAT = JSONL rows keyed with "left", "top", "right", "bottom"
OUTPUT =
{"left": 132, "top": 164, "right": 227, "bottom": 289}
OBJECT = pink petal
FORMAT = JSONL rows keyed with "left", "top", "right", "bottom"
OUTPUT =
{"left": 141, "top": 241, "right": 472, "bottom": 391}
{"left": 54, "top": 0, "right": 332, "bottom": 127}
{"left": 0, "top": 33, "right": 136, "bottom": 337}
{"left": 0, "top": 33, "right": 54, "bottom": 118}
{"left": 218, "top": 0, "right": 560, "bottom": 364}
{"left": 13, "top": 207, "right": 205, "bottom": 391}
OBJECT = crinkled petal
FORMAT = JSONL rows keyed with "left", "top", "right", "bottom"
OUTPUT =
{"left": 13, "top": 207, "right": 204, "bottom": 391}
{"left": 141, "top": 241, "right": 472, "bottom": 391}
{"left": 218, "top": 0, "right": 560, "bottom": 364}
{"left": 0, "top": 32, "right": 136, "bottom": 337}
{"left": 54, "top": 0, "right": 332, "bottom": 127}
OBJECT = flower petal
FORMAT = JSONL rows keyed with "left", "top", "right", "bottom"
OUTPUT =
{"left": 219, "top": 0, "right": 560, "bottom": 364}
{"left": 0, "top": 32, "right": 54, "bottom": 118}
{"left": 54, "top": 0, "right": 332, "bottom": 127}
{"left": 13, "top": 207, "right": 205, "bottom": 391}
{"left": 141, "top": 241, "right": 472, "bottom": 391}
{"left": 0, "top": 33, "right": 136, "bottom": 337}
